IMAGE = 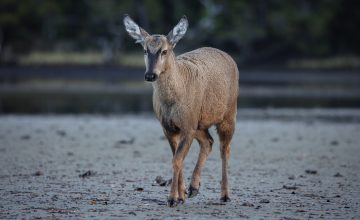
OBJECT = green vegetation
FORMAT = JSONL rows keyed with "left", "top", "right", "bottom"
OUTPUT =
{"left": 0, "top": 0, "right": 359, "bottom": 66}
{"left": 19, "top": 51, "right": 145, "bottom": 67}
{"left": 19, "top": 52, "right": 104, "bottom": 65}
{"left": 118, "top": 53, "right": 145, "bottom": 68}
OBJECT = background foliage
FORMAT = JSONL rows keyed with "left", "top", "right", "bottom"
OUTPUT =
{"left": 0, "top": 0, "right": 359, "bottom": 65}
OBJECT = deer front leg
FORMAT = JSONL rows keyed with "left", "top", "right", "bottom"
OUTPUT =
{"left": 168, "top": 132, "right": 194, "bottom": 207}
{"left": 177, "top": 169, "right": 186, "bottom": 203}
{"left": 164, "top": 130, "right": 186, "bottom": 203}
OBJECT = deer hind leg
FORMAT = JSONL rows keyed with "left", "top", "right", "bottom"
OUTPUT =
{"left": 188, "top": 129, "right": 213, "bottom": 198}
{"left": 167, "top": 131, "right": 194, "bottom": 207}
{"left": 217, "top": 115, "right": 236, "bottom": 202}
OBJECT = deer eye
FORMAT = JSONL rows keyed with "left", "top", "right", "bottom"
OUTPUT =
{"left": 161, "top": 50, "right": 167, "bottom": 56}
{"left": 144, "top": 50, "right": 148, "bottom": 55}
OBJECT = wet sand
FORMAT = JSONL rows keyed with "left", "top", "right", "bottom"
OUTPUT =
{"left": 0, "top": 111, "right": 359, "bottom": 219}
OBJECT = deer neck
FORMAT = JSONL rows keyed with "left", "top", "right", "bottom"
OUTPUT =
{"left": 153, "top": 52, "right": 184, "bottom": 104}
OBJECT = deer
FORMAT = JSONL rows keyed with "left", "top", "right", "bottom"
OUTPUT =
{"left": 123, "top": 15, "right": 239, "bottom": 207}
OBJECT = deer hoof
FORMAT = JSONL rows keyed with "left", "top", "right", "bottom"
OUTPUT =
{"left": 188, "top": 185, "right": 199, "bottom": 198}
{"left": 178, "top": 198, "right": 185, "bottom": 204}
{"left": 220, "top": 195, "right": 231, "bottom": 202}
{"left": 167, "top": 198, "right": 178, "bottom": 207}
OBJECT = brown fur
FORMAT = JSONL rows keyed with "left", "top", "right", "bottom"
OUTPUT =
{"left": 124, "top": 16, "right": 239, "bottom": 206}
{"left": 150, "top": 44, "right": 239, "bottom": 204}
{"left": 152, "top": 46, "right": 239, "bottom": 133}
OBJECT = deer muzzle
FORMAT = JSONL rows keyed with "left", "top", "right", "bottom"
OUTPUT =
{"left": 144, "top": 72, "right": 158, "bottom": 82}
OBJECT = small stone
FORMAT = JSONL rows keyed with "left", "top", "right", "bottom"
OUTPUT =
{"left": 79, "top": 170, "right": 96, "bottom": 178}
{"left": 56, "top": 130, "right": 67, "bottom": 137}
{"left": 288, "top": 175, "right": 295, "bottom": 180}
{"left": 271, "top": 137, "right": 279, "bottom": 142}
{"left": 20, "top": 135, "right": 31, "bottom": 140}
{"left": 334, "top": 172, "right": 343, "bottom": 177}
{"left": 114, "top": 138, "right": 135, "bottom": 148}
{"left": 118, "top": 138, "right": 135, "bottom": 145}
{"left": 283, "top": 185, "right": 298, "bottom": 190}
{"left": 154, "top": 176, "right": 172, "bottom": 186}
{"left": 33, "top": 171, "right": 43, "bottom": 176}
{"left": 135, "top": 187, "right": 144, "bottom": 192}
{"left": 259, "top": 199, "right": 270, "bottom": 203}
{"left": 305, "top": 169, "right": 317, "bottom": 175}
{"left": 330, "top": 140, "right": 339, "bottom": 146}
{"left": 241, "top": 202, "right": 254, "bottom": 207}
{"left": 128, "top": 211, "right": 136, "bottom": 216}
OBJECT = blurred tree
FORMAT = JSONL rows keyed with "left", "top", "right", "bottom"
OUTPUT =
{"left": 0, "top": 0, "right": 359, "bottom": 64}
{"left": 329, "top": 0, "right": 360, "bottom": 54}
{"left": 0, "top": 0, "right": 44, "bottom": 60}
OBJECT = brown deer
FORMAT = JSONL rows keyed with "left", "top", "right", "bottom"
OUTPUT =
{"left": 123, "top": 15, "right": 239, "bottom": 207}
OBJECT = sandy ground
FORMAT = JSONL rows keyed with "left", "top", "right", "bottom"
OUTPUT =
{"left": 0, "top": 110, "right": 359, "bottom": 219}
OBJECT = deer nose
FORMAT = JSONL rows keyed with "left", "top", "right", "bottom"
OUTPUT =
{"left": 144, "top": 72, "right": 157, "bottom": 82}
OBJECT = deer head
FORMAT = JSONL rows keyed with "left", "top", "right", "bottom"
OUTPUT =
{"left": 124, "top": 15, "right": 188, "bottom": 82}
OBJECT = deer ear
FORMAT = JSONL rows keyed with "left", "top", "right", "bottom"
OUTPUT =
{"left": 123, "top": 14, "right": 149, "bottom": 46}
{"left": 167, "top": 15, "right": 188, "bottom": 47}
